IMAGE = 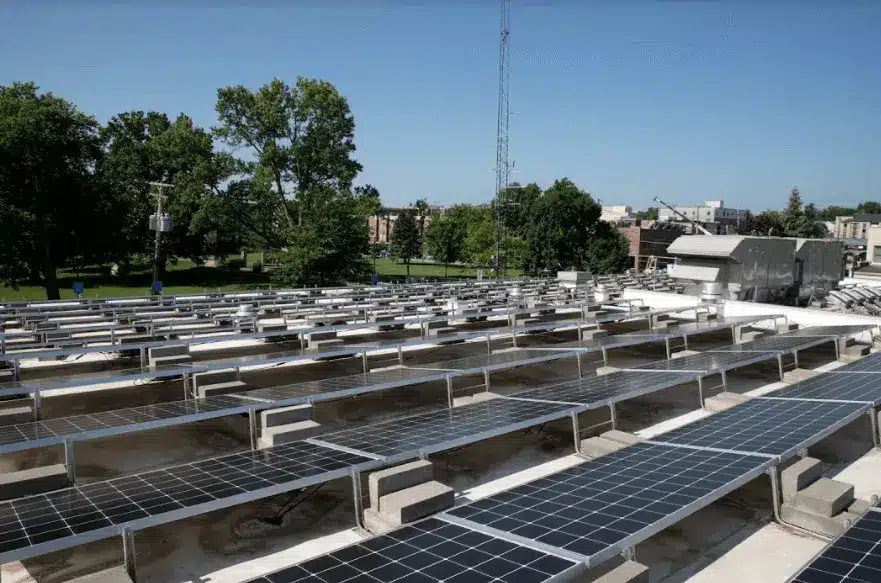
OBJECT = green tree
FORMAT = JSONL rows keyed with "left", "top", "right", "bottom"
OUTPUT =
{"left": 273, "top": 188, "right": 370, "bottom": 286}
{"left": 634, "top": 207, "right": 659, "bottom": 221}
{"left": 390, "top": 209, "right": 421, "bottom": 279}
{"left": 818, "top": 205, "right": 856, "bottom": 221}
{"left": 735, "top": 210, "right": 786, "bottom": 236}
{"left": 0, "top": 82, "right": 104, "bottom": 299}
{"left": 354, "top": 184, "right": 383, "bottom": 272}
{"left": 781, "top": 187, "right": 827, "bottom": 238}
{"left": 424, "top": 212, "right": 466, "bottom": 276}
{"left": 461, "top": 206, "right": 496, "bottom": 268}
{"left": 524, "top": 178, "right": 628, "bottom": 274}
{"left": 857, "top": 201, "right": 881, "bottom": 215}
{"left": 214, "top": 77, "right": 361, "bottom": 231}
{"left": 97, "top": 111, "right": 231, "bottom": 279}
{"left": 413, "top": 198, "right": 430, "bottom": 238}
{"left": 498, "top": 182, "right": 541, "bottom": 234}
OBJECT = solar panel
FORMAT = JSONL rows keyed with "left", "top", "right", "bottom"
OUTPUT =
{"left": 444, "top": 442, "right": 771, "bottom": 566}
{"left": 710, "top": 335, "right": 834, "bottom": 354}
{"left": 0, "top": 363, "right": 208, "bottom": 397}
{"left": 832, "top": 352, "right": 881, "bottom": 374}
{"left": 309, "top": 399, "right": 582, "bottom": 462}
{"left": 623, "top": 350, "right": 777, "bottom": 375}
{"left": 240, "top": 350, "right": 579, "bottom": 406}
{"left": 245, "top": 517, "right": 582, "bottom": 583}
{"left": 0, "top": 395, "right": 256, "bottom": 455}
{"left": 770, "top": 372, "right": 881, "bottom": 405}
{"left": 507, "top": 371, "right": 699, "bottom": 408}
{"left": 789, "top": 508, "right": 881, "bottom": 583}
{"left": 0, "top": 441, "right": 376, "bottom": 562}
{"left": 781, "top": 325, "right": 875, "bottom": 339}
{"left": 650, "top": 397, "right": 869, "bottom": 460}
{"left": 426, "top": 349, "right": 581, "bottom": 373}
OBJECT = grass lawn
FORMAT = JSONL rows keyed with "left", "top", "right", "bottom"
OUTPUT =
{"left": 0, "top": 257, "right": 508, "bottom": 301}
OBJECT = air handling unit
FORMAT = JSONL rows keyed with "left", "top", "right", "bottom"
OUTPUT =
{"left": 667, "top": 235, "right": 797, "bottom": 302}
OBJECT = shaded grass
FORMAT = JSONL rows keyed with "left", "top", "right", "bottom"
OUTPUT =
{"left": 0, "top": 258, "right": 511, "bottom": 301}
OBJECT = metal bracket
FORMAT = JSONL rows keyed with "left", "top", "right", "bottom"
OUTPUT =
{"left": 122, "top": 527, "right": 137, "bottom": 582}
{"left": 571, "top": 411, "right": 582, "bottom": 455}
{"left": 621, "top": 546, "right": 636, "bottom": 561}
{"left": 64, "top": 439, "right": 76, "bottom": 484}
{"left": 249, "top": 408, "right": 258, "bottom": 450}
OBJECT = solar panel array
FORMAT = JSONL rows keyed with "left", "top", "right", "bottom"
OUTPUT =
{"left": 0, "top": 441, "right": 376, "bottom": 561}
{"left": 0, "top": 395, "right": 254, "bottom": 455}
{"left": 508, "top": 370, "right": 699, "bottom": 408}
{"left": 444, "top": 442, "right": 771, "bottom": 565}
{"left": 310, "top": 399, "right": 582, "bottom": 461}
{"left": 780, "top": 325, "right": 875, "bottom": 339}
{"left": 771, "top": 373, "right": 881, "bottom": 406}
{"left": 832, "top": 352, "right": 881, "bottom": 374}
{"left": 711, "top": 335, "right": 834, "bottom": 354}
{"left": 246, "top": 518, "right": 581, "bottom": 583}
{"left": 789, "top": 508, "right": 881, "bottom": 583}
{"left": 650, "top": 397, "right": 869, "bottom": 459}
{"left": 624, "top": 350, "right": 778, "bottom": 375}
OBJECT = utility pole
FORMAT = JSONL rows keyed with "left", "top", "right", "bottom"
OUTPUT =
{"left": 148, "top": 182, "right": 173, "bottom": 290}
{"left": 493, "top": 0, "right": 511, "bottom": 279}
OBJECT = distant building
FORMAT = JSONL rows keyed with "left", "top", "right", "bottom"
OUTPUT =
{"left": 833, "top": 214, "right": 881, "bottom": 241}
{"left": 368, "top": 206, "right": 434, "bottom": 245}
{"left": 601, "top": 205, "right": 632, "bottom": 222}
{"left": 616, "top": 225, "right": 682, "bottom": 271}
{"left": 657, "top": 200, "right": 749, "bottom": 234}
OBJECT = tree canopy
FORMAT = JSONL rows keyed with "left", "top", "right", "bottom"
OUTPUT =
{"left": 389, "top": 209, "right": 422, "bottom": 278}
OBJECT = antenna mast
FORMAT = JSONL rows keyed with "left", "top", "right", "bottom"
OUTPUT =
{"left": 493, "top": 0, "right": 511, "bottom": 279}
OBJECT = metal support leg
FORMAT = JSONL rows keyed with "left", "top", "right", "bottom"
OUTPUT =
{"left": 571, "top": 411, "right": 582, "bottom": 454}
{"left": 601, "top": 347, "right": 609, "bottom": 368}
{"left": 183, "top": 372, "right": 191, "bottom": 401}
{"left": 397, "top": 346, "right": 404, "bottom": 366}
{"left": 768, "top": 466, "right": 782, "bottom": 521}
{"left": 486, "top": 334, "right": 492, "bottom": 355}
{"left": 32, "top": 389, "right": 40, "bottom": 421}
{"left": 446, "top": 375, "right": 454, "bottom": 408}
{"left": 793, "top": 350, "right": 800, "bottom": 370}
{"left": 512, "top": 330, "right": 518, "bottom": 348}
{"left": 777, "top": 354, "right": 785, "bottom": 381}
{"left": 352, "top": 469, "right": 367, "bottom": 530}
{"left": 361, "top": 351, "right": 369, "bottom": 374}
{"left": 484, "top": 369, "right": 491, "bottom": 392}
{"left": 721, "top": 370, "right": 728, "bottom": 391}
{"left": 64, "top": 439, "right": 76, "bottom": 484}
{"left": 577, "top": 325, "right": 584, "bottom": 344}
{"left": 249, "top": 408, "right": 258, "bottom": 451}
{"left": 870, "top": 409, "right": 880, "bottom": 450}
{"left": 139, "top": 347, "right": 146, "bottom": 370}
{"left": 683, "top": 334, "right": 689, "bottom": 351}
{"left": 731, "top": 325, "right": 737, "bottom": 345}
{"left": 300, "top": 332, "right": 306, "bottom": 351}
{"left": 122, "top": 528, "right": 137, "bottom": 582}
{"left": 697, "top": 376, "right": 705, "bottom": 408}
{"left": 609, "top": 403, "right": 618, "bottom": 430}
{"left": 577, "top": 353, "right": 584, "bottom": 379}
{"left": 665, "top": 338, "right": 671, "bottom": 360}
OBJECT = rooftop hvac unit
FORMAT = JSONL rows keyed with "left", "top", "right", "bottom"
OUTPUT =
{"left": 149, "top": 214, "right": 173, "bottom": 232}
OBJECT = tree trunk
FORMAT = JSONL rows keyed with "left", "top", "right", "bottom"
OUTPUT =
{"left": 42, "top": 244, "right": 60, "bottom": 300}
{"left": 28, "top": 262, "right": 41, "bottom": 285}
{"left": 275, "top": 174, "right": 296, "bottom": 229}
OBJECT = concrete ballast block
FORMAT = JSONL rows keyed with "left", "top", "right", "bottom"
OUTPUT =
{"left": 0, "top": 406, "right": 35, "bottom": 426}
{"left": 0, "top": 464, "right": 70, "bottom": 500}
{"left": 780, "top": 503, "right": 854, "bottom": 538}
{"left": 369, "top": 460, "right": 433, "bottom": 509}
{"left": 67, "top": 566, "right": 134, "bottom": 583}
{"left": 781, "top": 457, "right": 823, "bottom": 503}
{"left": 377, "top": 480, "right": 454, "bottom": 524}
{"left": 261, "top": 404, "right": 312, "bottom": 428}
{"left": 704, "top": 392, "right": 751, "bottom": 412}
{"left": 601, "top": 430, "right": 643, "bottom": 446}
{"left": 580, "top": 437, "right": 626, "bottom": 458}
{"left": 258, "top": 420, "right": 321, "bottom": 448}
{"left": 589, "top": 560, "right": 650, "bottom": 583}
{"left": 792, "top": 478, "right": 854, "bottom": 517}
{"left": 196, "top": 380, "right": 248, "bottom": 398}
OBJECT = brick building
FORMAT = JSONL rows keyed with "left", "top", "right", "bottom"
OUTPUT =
{"left": 617, "top": 225, "right": 682, "bottom": 270}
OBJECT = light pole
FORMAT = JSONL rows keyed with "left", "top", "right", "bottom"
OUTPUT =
{"left": 148, "top": 182, "right": 173, "bottom": 291}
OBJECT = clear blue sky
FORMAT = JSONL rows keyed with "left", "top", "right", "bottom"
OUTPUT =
{"left": 2, "top": 1, "right": 879, "bottom": 211}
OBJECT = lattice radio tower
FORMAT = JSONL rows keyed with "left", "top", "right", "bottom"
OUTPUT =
{"left": 493, "top": 0, "right": 511, "bottom": 279}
